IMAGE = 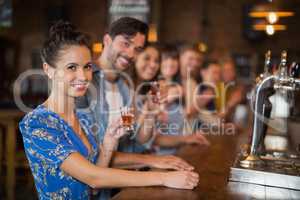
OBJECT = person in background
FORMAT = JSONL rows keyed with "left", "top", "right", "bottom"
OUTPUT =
{"left": 178, "top": 44, "right": 204, "bottom": 119}
{"left": 19, "top": 21, "right": 199, "bottom": 200}
{"left": 156, "top": 46, "right": 186, "bottom": 154}
{"left": 198, "top": 60, "right": 222, "bottom": 113}
{"left": 159, "top": 45, "right": 182, "bottom": 103}
{"left": 197, "top": 59, "right": 242, "bottom": 134}
{"left": 177, "top": 44, "right": 212, "bottom": 134}
{"left": 133, "top": 44, "right": 209, "bottom": 155}
{"left": 160, "top": 46, "right": 180, "bottom": 83}
{"left": 220, "top": 58, "right": 247, "bottom": 126}
{"left": 75, "top": 17, "right": 197, "bottom": 199}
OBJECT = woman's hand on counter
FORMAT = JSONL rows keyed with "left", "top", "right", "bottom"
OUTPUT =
{"left": 146, "top": 154, "right": 194, "bottom": 171}
{"left": 162, "top": 171, "right": 199, "bottom": 190}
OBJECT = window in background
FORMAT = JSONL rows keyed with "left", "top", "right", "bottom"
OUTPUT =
{"left": 108, "top": 0, "right": 150, "bottom": 23}
{"left": 232, "top": 53, "right": 256, "bottom": 84}
{"left": 0, "top": 0, "right": 12, "bottom": 28}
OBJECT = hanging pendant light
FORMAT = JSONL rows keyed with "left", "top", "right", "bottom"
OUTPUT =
{"left": 249, "top": 1, "right": 294, "bottom": 35}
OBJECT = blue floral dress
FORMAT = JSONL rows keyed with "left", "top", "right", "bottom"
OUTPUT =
{"left": 19, "top": 105, "right": 99, "bottom": 200}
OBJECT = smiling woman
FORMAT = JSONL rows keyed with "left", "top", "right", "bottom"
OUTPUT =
{"left": 18, "top": 20, "right": 199, "bottom": 200}
{"left": 135, "top": 44, "right": 161, "bottom": 83}
{"left": 19, "top": 21, "right": 99, "bottom": 199}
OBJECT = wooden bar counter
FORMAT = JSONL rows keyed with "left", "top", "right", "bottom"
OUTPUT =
{"left": 112, "top": 134, "right": 300, "bottom": 200}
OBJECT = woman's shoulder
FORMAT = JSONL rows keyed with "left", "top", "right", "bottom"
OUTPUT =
{"left": 19, "top": 105, "right": 61, "bottom": 131}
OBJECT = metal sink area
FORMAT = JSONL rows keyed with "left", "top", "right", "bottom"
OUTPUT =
{"left": 229, "top": 153, "right": 300, "bottom": 190}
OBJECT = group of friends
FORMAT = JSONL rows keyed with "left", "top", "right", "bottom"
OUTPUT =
{"left": 19, "top": 17, "right": 246, "bottom": 200}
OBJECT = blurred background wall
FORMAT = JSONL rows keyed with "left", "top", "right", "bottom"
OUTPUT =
{"left": 0, "top": 0, "right": 299, "bottom": 103}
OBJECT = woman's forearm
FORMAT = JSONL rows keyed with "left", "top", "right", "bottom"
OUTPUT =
{"left": 94, "top": 167, "right": 164, "bottom": 188}
{"left": 61, "top": 153, "right": 163, "bottom": 188}
{"left": 111, "top": 151, "right": 151, "bottom": 169}
{"left": 97, "top": 134, "right": 120, "bottom": 167}
{"left": 97, "top": 144, "right": 115, "bottom": 167}
{"left": 61, "top": 153, "right": 199, "bottom": 190}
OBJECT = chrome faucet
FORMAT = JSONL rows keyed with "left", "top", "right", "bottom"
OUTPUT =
{"left": 241, "top": 50, "right": 300, "bottom": 168}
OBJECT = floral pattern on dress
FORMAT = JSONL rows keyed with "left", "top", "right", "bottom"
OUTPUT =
{"left": 19, "top": 105, "right": 99, "bottom": 200}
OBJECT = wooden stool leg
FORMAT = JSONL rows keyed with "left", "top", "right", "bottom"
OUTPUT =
{"left": 6, "top": 121, "right": 16, "bottom": 200}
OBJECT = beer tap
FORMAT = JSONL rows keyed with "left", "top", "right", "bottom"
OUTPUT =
{"left": 240, "top": 50, "right": 300, "bottom": 168}
{"left": 230, "top": 51, "right": 300, "bottom": 190}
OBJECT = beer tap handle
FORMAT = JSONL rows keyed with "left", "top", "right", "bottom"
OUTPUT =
{"left": 264, "top": 50, "right": 272, "bottom": 74}
{"left": 278, "top": 50, "right": 288, "bottom": 77}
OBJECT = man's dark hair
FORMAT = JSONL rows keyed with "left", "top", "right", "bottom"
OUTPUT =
{"left": 108, "top": 17, "right": 149, "bottom": 39}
